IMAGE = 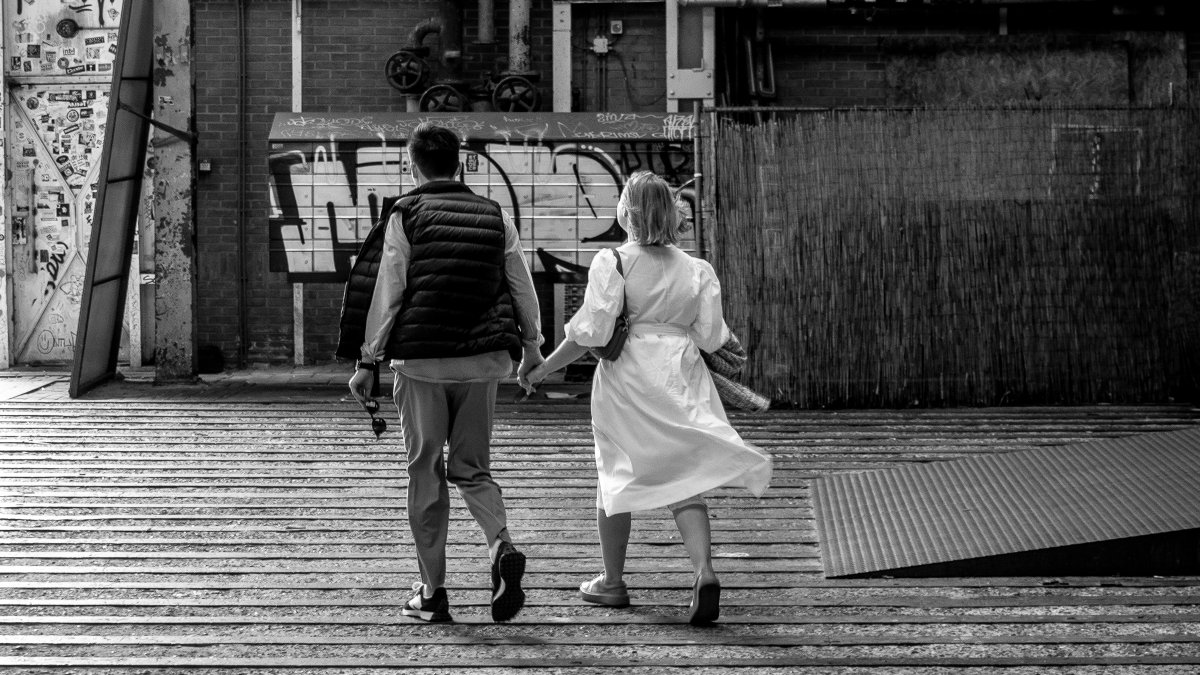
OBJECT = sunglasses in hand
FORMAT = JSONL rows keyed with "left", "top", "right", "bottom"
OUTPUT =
{"left": 362, "top": 398, "right": 387, "bottom": 438}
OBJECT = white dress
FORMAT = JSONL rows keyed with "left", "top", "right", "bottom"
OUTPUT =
{"left": 565, "top": 243, "right": 773, "bottom": 515}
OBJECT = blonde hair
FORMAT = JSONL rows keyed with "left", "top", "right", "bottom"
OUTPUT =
{"left": 619, "top": 171, "right": 683, "bottom": 246}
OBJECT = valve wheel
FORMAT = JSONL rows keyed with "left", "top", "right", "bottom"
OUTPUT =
{"left": 491, "top": 75, "right": 541, "bottom": 113}
{"left": 384, "top": 51, "right": 430, "bottom": 93}
{"left": 419, "top": 84, "right": 470, "bottom": 112}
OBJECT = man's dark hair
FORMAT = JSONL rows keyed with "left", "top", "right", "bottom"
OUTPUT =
{"left": 409, "top": 123, "right": 461, "bottom": 179}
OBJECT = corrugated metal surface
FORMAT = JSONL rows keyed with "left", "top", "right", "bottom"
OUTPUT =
{"left": 814, "top": 427, "right": 1200, "bottom": 578}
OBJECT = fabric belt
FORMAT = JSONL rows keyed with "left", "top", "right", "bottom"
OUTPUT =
{"left": 630, "top": 322, "right": 689, "bottom": 337}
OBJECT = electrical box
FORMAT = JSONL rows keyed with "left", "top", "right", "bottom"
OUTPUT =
{"left": 592, "top": 36, "right": 609, "bottom": 54}
{"left": 610, "top": 20, "right": 623, "bottom": 35}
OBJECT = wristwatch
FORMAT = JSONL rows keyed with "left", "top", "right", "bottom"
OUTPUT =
{"left": 356, "top": 360, "right": 378, "bottom": 372}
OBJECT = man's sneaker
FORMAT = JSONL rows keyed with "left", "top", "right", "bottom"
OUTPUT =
{"left": 401, "top": 582, "right": 451, "bottom": 622}
{"left": 490, "top": 541, "right": 526, "bottom": 622}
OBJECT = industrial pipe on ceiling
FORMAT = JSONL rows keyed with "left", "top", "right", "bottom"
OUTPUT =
{"left": 676, "top": 0, "right": 1101, "bottom": 6}
{"left": 675, "top": 0, "right": 825, "bottom": 7}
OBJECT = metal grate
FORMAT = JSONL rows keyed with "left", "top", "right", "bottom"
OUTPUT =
{"left": 813, "top": 426, "right": 1200, "bottom": 578}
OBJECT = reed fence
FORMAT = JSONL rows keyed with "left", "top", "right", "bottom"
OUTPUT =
{"left": 706, "top": 107, "right": 1200, "bottom": 407}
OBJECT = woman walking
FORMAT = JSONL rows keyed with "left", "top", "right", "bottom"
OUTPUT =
{"left": 521, "top": 171, "right": 771, "bottom": 625}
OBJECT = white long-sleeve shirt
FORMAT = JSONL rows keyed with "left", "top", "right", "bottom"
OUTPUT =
{"left": 360, "top": 208, "right": 543, "bottom": 382}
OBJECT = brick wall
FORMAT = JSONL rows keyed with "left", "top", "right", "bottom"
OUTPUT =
{"left": 195, "top": 1, "right": 294, "bottom": 366}
{"left": 192, "top": 1, "right": 1187, "bottom": 367}
{"left": 195, "top": 0, "right": 554, "bottom": 366}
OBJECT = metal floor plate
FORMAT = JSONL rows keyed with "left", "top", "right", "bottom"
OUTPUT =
{"left": 813, "top": 426, "right": 1200, "bottom": 578}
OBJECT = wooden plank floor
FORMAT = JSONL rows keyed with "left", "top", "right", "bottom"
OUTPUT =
{"left": 1, "top": 375, "right": 1199, "bottom": 673}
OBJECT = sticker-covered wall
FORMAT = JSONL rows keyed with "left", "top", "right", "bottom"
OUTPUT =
{"left": 3, "top": 0, "right": 131, "bottom": 366}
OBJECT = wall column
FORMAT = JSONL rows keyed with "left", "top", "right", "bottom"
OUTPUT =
{"left": 0, "top": 0, "right": 8, "bottom": 369}
{"left": 552, "top": 1, "right": 571, "bottom": 111}
{"left": 153, "top": 0, "right": 198, "bottom": 381}
{"left": 292, "top": 0, "right": 305, "bottom": 365}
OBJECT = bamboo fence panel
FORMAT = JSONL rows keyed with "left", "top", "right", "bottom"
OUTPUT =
{"left": 708, "top": 107, "right": 1200, "bottom": 408}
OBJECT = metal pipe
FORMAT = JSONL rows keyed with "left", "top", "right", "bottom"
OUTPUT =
{"left": 509, "top": 0, "right": 531, "bottom": 73}
{"left": 236, "top": 0, "right": 249, "bottom": 368}
{"left": 693, "top": 100, "right": 704, "bottom": 259}
{"left": 407, "top": 18, "right": 442, "bottom": 48}
{"left": 677, "top": 0, "right": 825, "bottom": 7}
{"left": 478, "top": 0, "right": 495, "bottom": 44}
{"left": 677, "top": 0, "right": 1097, "bottom": 5}
{"left": 440, "top": 0, "right": 464, "bottom": 75}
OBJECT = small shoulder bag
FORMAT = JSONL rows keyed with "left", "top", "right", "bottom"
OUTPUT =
{"left": 589, "top": 249, "right": 628, "bottom": 361}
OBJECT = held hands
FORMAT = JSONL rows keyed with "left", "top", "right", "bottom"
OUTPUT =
{"left": 517, "top": 356, "right": 548, "bottom": 395}
{"left": 517, "top": 339, "right": 584, "bottom": 394}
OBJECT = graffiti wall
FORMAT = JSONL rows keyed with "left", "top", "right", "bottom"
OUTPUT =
{"left": 4, "top": 0, "right": 128, "bottom": 365}
{"left": 267, "top": 112, "right": 697, "bottom": 283}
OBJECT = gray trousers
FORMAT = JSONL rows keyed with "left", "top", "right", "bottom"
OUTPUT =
{"left": 393, "top": 373, "right": 510, "bottom": 590}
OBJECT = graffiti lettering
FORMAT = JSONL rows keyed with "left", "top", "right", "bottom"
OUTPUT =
{"left": 42, "top": 242, "right": 70, "bottom": 296}
{"left": 267, "top": 113, "right": 696, "bottom": 282}
{"left": 491, "top": 122, "right": 550, "bottom": 144}
{"left": 270, "top": 112, "right": 694, "bottom": 143}
{"left": 662, "top": 115, "right": 694, "bottom": 141}
{"left": 269, "top": 139, "right": 694, "bottom": 281}
{"left": 554, "top": 124, "right": 642, "bottom": 140}
{"left": 36, "top": 328, "right": 76, "bottom": 355}
{"left": 617, "top": 142, "right": 693, "bottom": 183}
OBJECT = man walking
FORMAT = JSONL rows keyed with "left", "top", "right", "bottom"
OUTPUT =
{"left": 346, "top": 123, "right": 543, "bottom": 622}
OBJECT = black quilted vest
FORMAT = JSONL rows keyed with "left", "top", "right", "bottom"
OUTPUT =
{"left": 334, "top": 182, "right": 521, "bottom": 362}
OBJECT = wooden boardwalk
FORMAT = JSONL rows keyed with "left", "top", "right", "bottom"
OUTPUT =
{"left": 1, "top": 373, "right": 1199, "bottom": 673}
